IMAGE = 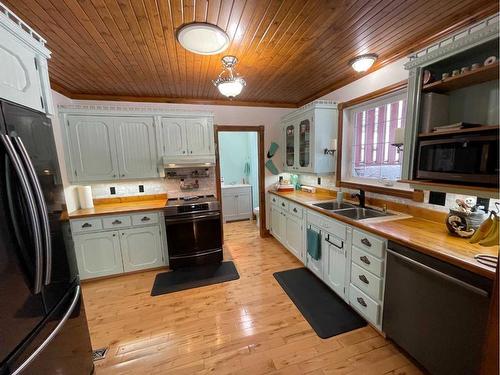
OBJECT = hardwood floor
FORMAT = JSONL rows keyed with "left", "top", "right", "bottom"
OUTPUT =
{"left": 82, "top": 220, "right": 423, "bottom": 374}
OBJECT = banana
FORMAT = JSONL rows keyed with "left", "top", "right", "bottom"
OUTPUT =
{"left": 470, "top": 214, "right": 494, "bottom": 244}
{"left": 479, "top": 216, "right": 500, "bottom": 247}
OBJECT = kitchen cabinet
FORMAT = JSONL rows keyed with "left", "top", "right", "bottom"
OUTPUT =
{"left": 270, "top": 205, "right": 284, "bottom": 242}
{"left": 221, "top": 185, "right": 252, "bottom": 222}
{"left": 74, "top": 231, "right": 123, "bottom": 279}
{"left": 281, "top": 101, "right": 337, "bottom": 174}
{"left": 120, "top": 227, "right": 164, "bottom": 272}
{"left": 72, "top": 210, "right": 166, "bottom": 280}
{"left": 323, "top": 231, "right": 347, "bottom": 301}
{"left": 161, "top": 117, "right": 213, "bottom": 157}
{"left": 284, "top": 214, "right": 303, "bottom": 261}
{"left": 0, "top": 10, "right": 53, "bottom": 114}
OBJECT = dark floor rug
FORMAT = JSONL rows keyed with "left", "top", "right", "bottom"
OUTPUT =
{"left": 274, "top": 267, "right": 366, "bottom": 339}
{"left": 151, "top": 261, "right": 240, "bottom": 296}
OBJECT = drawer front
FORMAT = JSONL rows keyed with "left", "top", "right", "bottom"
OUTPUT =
{"left": 353, "top": 229, "right": 385, "bottom": 258}
{"left": 102, "top": 215, "right": 132, "bottom": 229}
{"left": 288, "top": 202, "right": 303, "bottom": 218}
{"left": 71, "top": 218, "right": 103, "bottom": 233}
{"left": 307, "top": 211, "right": 346, "bottom": 240}
{"left": 351, "top": 263, "right": 383, "bottom": 301}
{"left": 352, "top": 246, "right": 384, "bottom": 277}
{"left": 349, "top": 284, "right": 380, "bottom": 325}
{"left": 270, "top": 194, "right": 279, "bottom": 207}
{"left": 277, "top": 197, "right": 289, "bottom": 211}
{"left": 132, "top": 212, "right": 159, "bottom": 226}
{"left": 223, "top": 187, "right": 251, "bottom": 197}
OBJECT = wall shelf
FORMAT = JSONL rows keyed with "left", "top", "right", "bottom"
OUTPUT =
{"left": 422, "top": 62, "right": 499, "bottom": 93}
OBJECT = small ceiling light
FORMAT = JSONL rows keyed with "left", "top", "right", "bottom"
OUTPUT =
{"left": 176, "top": 23, "right": 229, "bottom": 55}
{"left": 349, "top": 53, "right": 378, "bottom": 72}
{"left": 213, "top": 56, "right": 246, "bottom": 98}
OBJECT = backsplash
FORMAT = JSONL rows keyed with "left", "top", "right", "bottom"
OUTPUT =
{"left": 287, "top": 173, "right": 500, "bottom": 213}
{"left": 85, "top": 167, "right": 216, "bottom": 201}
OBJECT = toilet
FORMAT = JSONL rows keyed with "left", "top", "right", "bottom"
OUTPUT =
{"left": 253, "top": 207, "right": 260, "bottom": 227}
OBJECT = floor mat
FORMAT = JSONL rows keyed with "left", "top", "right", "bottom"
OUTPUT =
{"left": 274, "top": 267, "right": 366, "bottom": 339}
{"left": 151, "top": 261, "right": 239, "bottom": 296}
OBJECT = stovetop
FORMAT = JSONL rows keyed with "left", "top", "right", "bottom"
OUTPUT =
{"left": 164, "top": 194, "right": 220, "bottom": 216}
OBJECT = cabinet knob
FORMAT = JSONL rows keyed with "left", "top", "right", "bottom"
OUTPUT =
{"left": 113, "top": 174, "right": 117, "bottom": 178}
{"left": 358, "top": 274, "right": 369, "bottom": 284}
{"left": 81, "top": 222, "right": 92, "bottom": 228}
{"left": 183, "top": 150, "right": 186, "bottom": 154}
{"left": 190, "top": 151, "right": 193, "bottom": 154}
{"left": 293, "top": 208, "right": 297, "bottom": 213}
{"left": 281, "top": 203, "right": 285, "bottom": 207}
{"left": 121, "top": 174, "right": 125, "bottom": 177}
{"left": 141, "top": 216, "right": 151, "bottom": 222}
{"left": 360, "top": 255, "right": 371, "bottom": 265}
{"left": 361, "top": 238, "right": 372, "bottom": 247}
{"left": 357, "top": 297, "right": 367, "bottom": 307}
{"left": 112, "top": 220, "right": 122, "bottom": 225}
{"left": 112, "top": 233, "right": 116, "bottom": 237}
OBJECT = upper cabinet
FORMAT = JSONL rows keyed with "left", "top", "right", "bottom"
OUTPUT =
{"left": 160, "top": 117, "right": 213, "bottom": 157}
{"left": 59, "top": 106, "right": 214, "bottom": 183}
{"left": 0, "top": 6, "right": 53, "bottom": 114}
{"left": 281, "top": 101, "right": 337, "bottom": 174}
{"left": 401, "top": 15, "right": 499, "bottom": 198}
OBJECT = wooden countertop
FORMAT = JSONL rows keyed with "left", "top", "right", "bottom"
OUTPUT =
{"left": 66, "top": 198, "right": 167, "bottom": 219}
{"left": 270, "top": 190, "right": 498, "bottom": 280}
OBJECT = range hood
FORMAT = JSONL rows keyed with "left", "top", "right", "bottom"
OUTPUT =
{"left": 163, "top": 155, "right": 216, "bottom": 169}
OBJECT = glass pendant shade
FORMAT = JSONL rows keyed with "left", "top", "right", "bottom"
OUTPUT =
{"left": 213, "top": 56, "right": 246, "bottom": 98}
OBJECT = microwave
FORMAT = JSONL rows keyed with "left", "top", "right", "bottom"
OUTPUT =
{"left": 416, "top": 131, "right": 499, "bottom": 186}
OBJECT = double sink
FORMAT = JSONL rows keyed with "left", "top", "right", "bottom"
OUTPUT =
{"left": 312, "top": 201, "right": 394, "bottom": 220}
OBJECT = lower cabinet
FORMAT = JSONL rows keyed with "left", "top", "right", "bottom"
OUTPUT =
{"left": 284, "top": 214, "right": 303, "bottom": 261}
{"left": 74, "top": 231, "right": 123, "bottom": 279}
{"left": 72, "top": 211, "right": 166, "bottom": 280}
{"left": 120, "top": 227, "right": 164, "bottom": 272}
{"left": 222, "top": 185, "right": 252, "bottom": 222}
{"left": 323, "top": 232, "right": 348, "bottom": 301}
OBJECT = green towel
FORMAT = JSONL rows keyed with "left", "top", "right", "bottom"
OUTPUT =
{"left": 307, "top": 228, "right": 321, "bottom": 260}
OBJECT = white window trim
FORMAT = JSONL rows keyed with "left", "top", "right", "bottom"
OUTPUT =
{"left": 341, "top": 89, "right": 412, "bottom": 192}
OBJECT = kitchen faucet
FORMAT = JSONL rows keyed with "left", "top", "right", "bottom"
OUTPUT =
{"left": 352, "top": 189, "right": 366, "bottom": 208}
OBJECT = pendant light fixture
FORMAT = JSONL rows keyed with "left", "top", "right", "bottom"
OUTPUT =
{"left": 176, "top": 23, "right": 229, "bottom": 55}
{"left": 213, "top": 56, "right": 246, "bottom": 98}
{"left": 349, "top": 53, "right": 378, "bottom": 72}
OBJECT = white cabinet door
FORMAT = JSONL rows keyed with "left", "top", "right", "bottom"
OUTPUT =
{"left": 324, "top": 234, "right": 347, "bottom": 300}
{"left": 0, "top": 27, "right": 43, "bottom": 112}
{"left": 235, "top": 192, "right": 252, "bottom": 219}
{"left": 67, "top": 115, "right": 119, "bottom": 181}
{"left": 161, "top": 118, "right": 187, "bottom": 156}
{"left": 120, "top": 226, "right": 164, "bottom": 272}
{"left": 74, "top": 231, "right": 123, "bottom": 280}
{"left": 271, "top": 206, "right": 283, "bottom": 242}
{"left": 185, "top": 118, "right": 211, "bottom": 155}
{"left": 285, "top": 214, "right": 303, "bottom": 262}
{"left": 306, "top": 227, "right": 323, "bottom": 279}
{"left": 114, "top": 117, "right": 158, "bottom": 179}
{"left": 222, "top": 193, "right": 237, "bottom": 222}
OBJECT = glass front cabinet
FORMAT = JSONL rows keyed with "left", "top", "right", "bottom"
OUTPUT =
{"left": 282, "top": 101, "right": 337, "bottom": 174}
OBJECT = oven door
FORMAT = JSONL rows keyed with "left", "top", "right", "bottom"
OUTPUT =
{"left": 416, "top": 135, "right": 498, "bottom": 185}
{"left": 165, "top": 211, "right": 222, "bottom": 265}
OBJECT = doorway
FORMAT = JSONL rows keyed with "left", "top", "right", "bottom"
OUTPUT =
{"left": 214, "top": 125, "right": 266, "bottom": 238}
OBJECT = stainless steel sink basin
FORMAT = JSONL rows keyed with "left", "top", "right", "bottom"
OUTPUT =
{"left": 312, "top": 201, "right": 356, "bottom": 210}
{"left": 334, "top": 207, "right": 394, "bottom": 220}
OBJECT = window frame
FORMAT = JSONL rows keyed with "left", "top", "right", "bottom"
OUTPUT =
{"left": 336, "top": 80, "right": 424, "bottom": 202}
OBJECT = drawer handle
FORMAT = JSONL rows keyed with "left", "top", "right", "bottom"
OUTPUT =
{"left": 272, "top": 198, "right": 276, "bottom": 202}
{"left": 281, "top": 203, "right": 285, "bottom": 207}
{"left": 141, "top": 216, "right": 151, "bottom": 222}
{"left": 361, "top": 238, "right": 372, "bottom": 247}
{"left": 360, "top": 255, "right": 371, "bottom": 265}
{"left": 358, "top": 274, "right": 369, "bottom": 284}
{"left": 357, "top": 297, "right": 367, "bottom": 307}
{"left": 293, "top": 208, "right": 298, "bottom": 213}
{"left": 112, "top": 220, "right": 122, "bottom": 225}
{"left": 81, "top": 222, "right": 92, "bottom": 228}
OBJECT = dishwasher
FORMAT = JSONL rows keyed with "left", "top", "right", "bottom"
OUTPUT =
{"left": 383, "top": 241, "right": 492, "bottom": 375}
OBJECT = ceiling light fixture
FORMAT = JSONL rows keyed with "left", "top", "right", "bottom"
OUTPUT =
{"left": 213, "top": 56, "right": 246, "bottom": 98}
{"left": 176, "top": 23, "right": 229, "bottom": 55}
{"left": 349, "top": 53, "right": 378, "bottom": 72}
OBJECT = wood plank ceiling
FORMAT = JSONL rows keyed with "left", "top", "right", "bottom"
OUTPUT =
{"left": 4, "top": 0, "right": 498, "bottom": 107}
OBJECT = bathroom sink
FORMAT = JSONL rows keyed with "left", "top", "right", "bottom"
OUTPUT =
{"left": 334, "top": 207, "right": 394, "bottom": 220}
{"left": 312, "top": 201, "right": 356, "bottom": 210}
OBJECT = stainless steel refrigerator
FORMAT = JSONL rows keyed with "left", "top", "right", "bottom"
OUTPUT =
{"left": 0, "top": 100, "right": 94, "bottom": 374}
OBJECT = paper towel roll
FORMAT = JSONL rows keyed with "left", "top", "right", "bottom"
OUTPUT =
{"left": 78, "top": 186, "right": 94, "bottom": 209}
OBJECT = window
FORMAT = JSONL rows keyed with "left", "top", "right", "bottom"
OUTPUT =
{"left": 342, "top": 90, "right": 408, "bottom": 187}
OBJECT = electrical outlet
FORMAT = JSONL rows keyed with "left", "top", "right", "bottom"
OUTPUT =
{"left": 110, "top": 187, "right": 116, "bottom": 195}
{"left": 428, "top": 191, "right": 445, "bottom": 206}
{"left": 476, "top": 197, "right": 490, "bottom": 213}
{"left": 317, "top": 177, "right": 321, "bottom": 185}
{"left": 139, "top": 185, "right": 144, "bottom": 193}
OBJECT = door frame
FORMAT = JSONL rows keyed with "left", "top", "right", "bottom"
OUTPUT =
{"left": 214, "top": 125, "right": 267, "bottom": 238}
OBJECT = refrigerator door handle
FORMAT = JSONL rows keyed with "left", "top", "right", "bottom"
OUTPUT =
{"left": 0, "top": 134, "right": 43, "bottom": 294}
{"left": 11, "top": 286, "right": 81, "bottom": 375}
{"left": 13, "top": 136, "right": 52, "bottom": 285}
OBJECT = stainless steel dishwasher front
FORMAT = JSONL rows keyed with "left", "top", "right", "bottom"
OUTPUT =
{"left": 383, "top": 241, "right": 492, "bottom": 375}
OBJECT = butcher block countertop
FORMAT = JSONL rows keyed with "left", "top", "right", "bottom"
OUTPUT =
{"left": 270, "top": 190, "right": 498, "bottom": 280}
{"left": 65, "top": 194, "right": 167, "bottom": 219}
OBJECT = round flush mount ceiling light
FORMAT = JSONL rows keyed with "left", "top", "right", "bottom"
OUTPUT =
{"left": 349, "top": 53, "right": 378, "bottom": 72}
{"left": 176, "top": 23, "right": 230, "bottom": 55}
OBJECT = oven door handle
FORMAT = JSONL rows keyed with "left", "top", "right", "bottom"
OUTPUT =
{"left": 164, "top": 212, "right": 220, "bottom": 223}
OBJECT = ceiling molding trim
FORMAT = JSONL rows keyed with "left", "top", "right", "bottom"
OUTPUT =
{"left": 58, "top": 103, "right": 215, "bottom": 117}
